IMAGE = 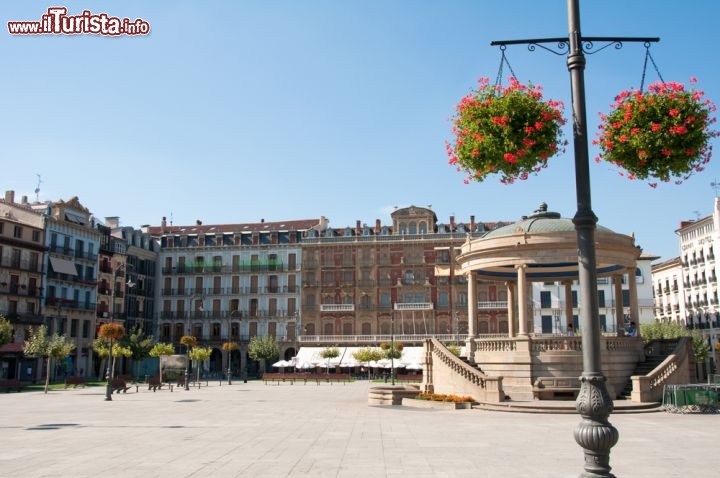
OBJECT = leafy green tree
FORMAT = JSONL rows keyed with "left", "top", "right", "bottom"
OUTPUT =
{"left": 352, "top": 347, "right": 383, "bottom": 379}
{"left": 640, "top": 321, "right": 710, "bottom": 361}
{"left": 248, "top": 336, "right": 279, "bottom": 374}
{"left": 23, "top": 325, "right": 76, "bottom": 394}
{"left": 446, "top": 344, "right": 461, "bottom": 357}
{"left": 0, "top": 315, "right": 13, "bottom": 347}
{"left": 380, "top": 341, "right": 403, "bottom": 360}
{"left": 149, "top": 342, "right": 175, "bottom": 381}
{"left": 189, "top": 346, "right": 213, "bottom": 383}
{"left": 320, "top": 346, "right": 339, "bottom": 373}
{"left": 121, "top": 326, "right": 155, "bottom": 378}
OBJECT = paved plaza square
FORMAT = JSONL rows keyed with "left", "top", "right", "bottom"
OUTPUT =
{"left": 0, "top": 381, "right": 718, "bottom": 477}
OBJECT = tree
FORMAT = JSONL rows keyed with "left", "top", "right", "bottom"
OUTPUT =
{"left": 0, "top": 315, "right": 13, "bottom": 348}
{"left": 352, "top": 347, "right": 383, "bottom": 379}
{"left": 149, "top": 342, "right": 175, "bottom": 381}
{"left": 320, "top": 346, "right": 340, "bottom": 374}
{"left": 247, "top": 336, "right": 279, "bottom": 375}
{"left": 640, "top": 321, "right": 710, "bottom": 362}
{"left": 121, "top": 326, "right": 155, "bottom": 378}
{"left": 23, "top": 325, "right": 76, "bottom": 394}
{"left": 380, "top": 341, "right": 403, "bottom": 360}
{"left": 189, "top": 346, "right": 213, "bottom": 384}
{"left": 97, "top": 323, "right": 126, "bottom": 380}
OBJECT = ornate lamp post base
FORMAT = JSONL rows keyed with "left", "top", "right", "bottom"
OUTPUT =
{"left": 574, "top": 375, "right": 619, "bottom": 477}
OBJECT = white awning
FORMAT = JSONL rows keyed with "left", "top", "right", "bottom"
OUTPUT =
{"left": 49, "top": 256, "right": 78, "bottom": 276}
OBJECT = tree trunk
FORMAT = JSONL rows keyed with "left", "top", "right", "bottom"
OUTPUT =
{"left": 44, "top": 356, "right": 51, "bottom": 394}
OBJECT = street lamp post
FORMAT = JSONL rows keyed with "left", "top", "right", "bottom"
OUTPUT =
{"left": 390, "top": 306, "right": 395, "bottom": 386}
{"left": 490, "top": 1, "right": 659, "bottom": 475}
{"left": 104, "top": 262, "right": 124, "bottom": 402}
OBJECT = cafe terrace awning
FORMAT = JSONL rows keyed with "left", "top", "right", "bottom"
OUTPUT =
{"left": 49, "top": 256, "right": 78, "bottom": 276}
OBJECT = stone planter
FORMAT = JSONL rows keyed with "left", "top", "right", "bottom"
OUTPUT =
{"left": 401, "top": 398, "right": 472, "bottom": 410}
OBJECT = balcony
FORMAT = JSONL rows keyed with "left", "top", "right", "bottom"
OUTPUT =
{"left": 394, "top": 302, "right": 434, "bottom": 311}
{"left": 477, "top": 301, "right": 509, "bottom": 310}
{"left": 320, "top": 304, "right": 355, "bottom": 312}
{"left": 0, "top": 256, "right": 42, "bottom": 273}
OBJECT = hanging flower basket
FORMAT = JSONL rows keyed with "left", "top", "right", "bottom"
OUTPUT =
{"left": 593, "top": 79, "right": 718, "bottom": 185}
{"left": 446, "top": 77, "right": 567, "bottom": 184}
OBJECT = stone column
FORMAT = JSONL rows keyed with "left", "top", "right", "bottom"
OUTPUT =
{"left": 467, "top": 272, "right": 477, "bottom": 338}
{"left": 614, "top": 274, "right": 624, "bottom": 335}
{"left": 506, "top": 281, "right": 516, "bottom": 338}
{"left": 564, "top": 281, "right": 573, "bottom": 329}
{"left": 516, "top": 264, "right": 528, "bottom": 336}
{"left": 628, "top": 267, "right": 640, "bottom": 336}
{"left": 466, "top": 272, "right": 477, "bottom": 363}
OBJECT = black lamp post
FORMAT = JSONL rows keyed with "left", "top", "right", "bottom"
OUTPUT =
{"left": 104, "top": 262, "right": 124, "bottom": 402}
{"left": 390, "top": 305, "right": 395, "bottom": 386}
{"left": 490, "top": 1, "right": 659, "bottom": 475}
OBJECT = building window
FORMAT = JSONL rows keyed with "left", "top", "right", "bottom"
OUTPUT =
{"left": 70, "top": 319, "right": 78, "bottom": 337}
{"left": 540, "top": 291, "right": 552, "bottom": 308}
{"left": 13, "top": 225, "right": 22, "bottom": 238}
{"left": 82, "top": 320, "right": 90, "bottom": 338}
{"left": 622, "top": 289, "right": 630, "bottom": 307}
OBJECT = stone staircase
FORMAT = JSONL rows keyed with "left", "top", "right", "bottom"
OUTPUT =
{"left": 616, "top": 352, "right": 671, "bottom": 400}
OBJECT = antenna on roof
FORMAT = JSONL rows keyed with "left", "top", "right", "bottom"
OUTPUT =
{"left": 711, "top": 179, "right": 720, "bottom": 197}
{"left": 170, "top": 211, "right": 173, "bottom": 226}
{"left": 34, "top": 174, "right": 42, "bottom": 202}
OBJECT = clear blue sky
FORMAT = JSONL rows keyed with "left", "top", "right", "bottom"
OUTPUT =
{"left": 2, "top": 1, "right": 719, "bottom": 262}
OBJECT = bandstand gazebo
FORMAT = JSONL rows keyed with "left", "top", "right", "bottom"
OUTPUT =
{"left": 425, "top": 203, "right": 648, "bottom": 401}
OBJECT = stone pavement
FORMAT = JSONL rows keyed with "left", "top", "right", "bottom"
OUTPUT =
{"left": 0, "top": 380, "right": 718, "bottom": 477}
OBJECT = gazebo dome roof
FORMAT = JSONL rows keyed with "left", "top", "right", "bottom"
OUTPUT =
{"left": 483, "top": 202, "right": 613, "bottom": 238}
{"left": 457, "top": 202, "right": 639, "bottom": 281}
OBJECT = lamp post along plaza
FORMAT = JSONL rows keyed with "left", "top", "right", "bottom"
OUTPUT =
{"left": 490, "top": 1, "right": 659, "bottom": 476}
{"left": 180, "top": 335, "right": 197, "bottom": 391}
{"left": 100, "top": 262, "right": 127, "bottom": 402}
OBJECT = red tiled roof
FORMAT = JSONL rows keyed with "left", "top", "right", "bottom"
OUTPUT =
{"left": 147, "top": 219, "right": 320, "bottom": 236}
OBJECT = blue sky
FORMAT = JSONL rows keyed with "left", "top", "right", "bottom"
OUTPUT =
{"left": 2, "top": 1, "right": 719, "bottom": 262}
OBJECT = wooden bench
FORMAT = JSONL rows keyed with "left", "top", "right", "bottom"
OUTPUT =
{"left": 533, "top": 377, "right": 580, "bottom": 400}
{"left": 148, "top": 375, "right": 172, "bottom": 392}
{"left": 0, "top": 379, "right": 22, "bottom": 393}
{"left": 64, "top": 376, "right": 86, "bottom": 388}
{"left": 111, "top": 379, "right": 134, "bottom": 394}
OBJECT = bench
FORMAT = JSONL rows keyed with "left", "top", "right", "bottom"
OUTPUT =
{"left": 111, "top": 379, "right": 134, "bottom": 394}
{"left": 532, "top": 377, "right": 580, "bottom": 400}
{"left": 0, "top": 379, "right": 22, "bottom": 393}
{"left": 64, "top": 376, "right": 86, "bottom": 388}
{"left": 148, "top": 375, "right": 172, "bottom": 392}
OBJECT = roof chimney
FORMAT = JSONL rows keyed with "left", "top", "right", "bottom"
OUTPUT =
{"left": 105, "top": 216, "right": 120, "bottom": 229}
{"left": 470, "top": 215, "right": 475, "bottom": 231}
{"left": 196, "top": 220, "right": 202, "bottom": 226}
{"left": 4, "top": 190, "right": 14, "bottom": 204}
{"left": 375, "top": 219, "right": 381, "bottom": 235}
{"left": 450, "top": 215, "right": 456, "bottom": 231}
{"left": 21, "top": 196, "right": 28, "bottom": 205}
{"left": 356, "top": 220, "right": 362, "bottom": 235}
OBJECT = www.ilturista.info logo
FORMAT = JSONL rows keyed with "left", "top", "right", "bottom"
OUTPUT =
{"left": 8, "top": 7, "right": 150, "bottom": 36}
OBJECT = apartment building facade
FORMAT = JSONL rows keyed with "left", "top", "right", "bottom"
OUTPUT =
{"left": 0, "top": 191, "right": 46, "bottom": 381}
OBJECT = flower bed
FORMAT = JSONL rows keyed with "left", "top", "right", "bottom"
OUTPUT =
{"left": 446, "top": 77, "right": 567, "bottom": 184}
{"left": 594, "top": 78, "right": 718, "bottom": 185}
